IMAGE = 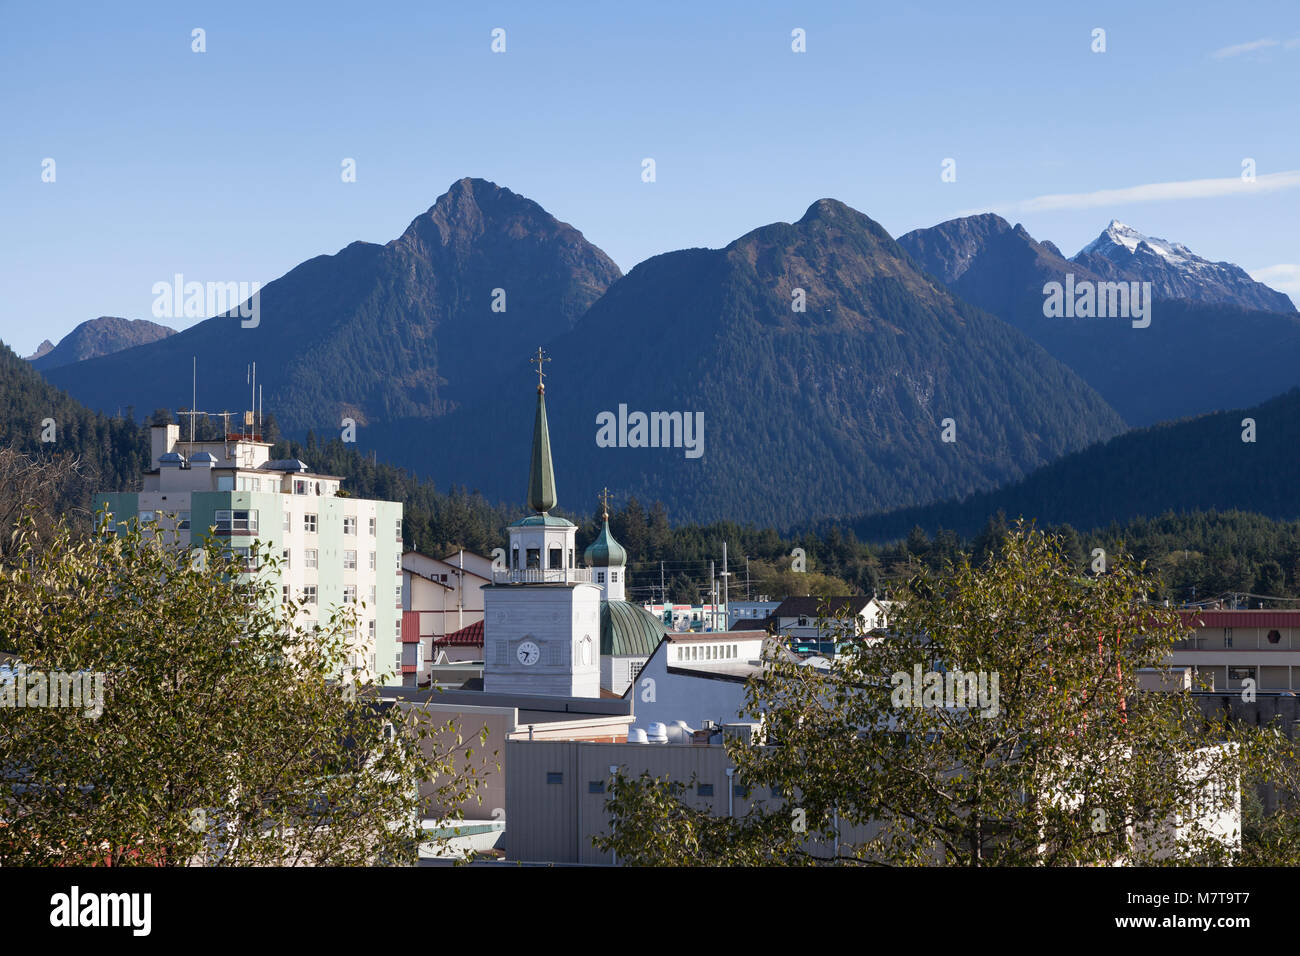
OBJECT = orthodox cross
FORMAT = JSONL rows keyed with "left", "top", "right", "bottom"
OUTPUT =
{"left": 531, "top": 347, "right": 550, "bottom": 391}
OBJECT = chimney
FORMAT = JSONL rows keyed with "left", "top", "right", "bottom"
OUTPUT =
{"left": 151, "top": 424, "right": 180, "bottom": 470}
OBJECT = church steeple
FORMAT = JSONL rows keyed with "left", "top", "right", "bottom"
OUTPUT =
{"left": 527, "top": 348, "right": 557, "bottom": 514}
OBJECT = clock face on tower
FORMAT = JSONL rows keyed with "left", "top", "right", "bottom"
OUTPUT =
{"left": 516, "top": 640, "right": 541, "bottom": 666}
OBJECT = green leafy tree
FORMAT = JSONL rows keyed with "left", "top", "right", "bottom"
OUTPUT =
{"left": 0, "top": 513, "right": 489, "bottom": 866}
{"left": 597, "top": 525, "right": 1296, "bottom": 865}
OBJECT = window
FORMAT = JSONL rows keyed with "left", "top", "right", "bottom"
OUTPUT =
{"left": 238, "top": 476, "right": 261, "bottom": 492}
{"left": 294, "top": 479, "right": 308, "bottom": 496}
{"left": 343, "top": 550, "right": 357, "bottom": 570}
{"left": 546, "top": 772, "right": 563, "bottom": 785}
{"left": 215, "top": 509, "right": 258, "bottom": 534}
{"left": 629, "top": 661, "right": 644, "bottom": 681}
{"left": 1224, "top": 628, "right": 1233, "bottom": 648}
{"left": 305, "top": 549, "right": 318, "bottom": 569}
{"left": 396, "top": 585, "right": 403, "bottom": 606}
{"left": 395, "top": 518, "right": 402, "bottom": 541}
{"left": 611, "top": 571, "right": 618, "bottom": 582}
{"left": 343, "top": 516, "right": 357, "bottom": 535}
{"left": 217, "top": 476, "right": 235, "bottom": 491}
{"left": 597, "top": 571, "right": 605, "bottom": 584}
{"left": 282, "top": 585, "right": 290, "bottom": 605}
{"left": 281, "top": 548, "right": 291, "bottom": 568}
{"left": 697, "top": 784, "right": 714, "bottom": 797}
{"left": 304, "top": 586, "right": 317, "bottom": 605}
{"left": 369, "top": 585, "right": 377, "bottom": 605}
{"left": 368, "top": 517, "right": 376, "bottom": 536}
{"left": 549, "top": 547, "right": 561, "bottom": 569}
{"left": 304, "top": 514, "right": 317, "bottom": 533}
{"left": 176, "top": 511, "right": 190, "bottom": 531}
{"left": 733, "top": 784, "right": 750, "bottom": 798}
{"left": 343, "top": 586, "right": 357, "bottom": 603}
{"left": 138, "top": 510, "right": 156, "bottom": 526}
{"left": 526, "top": 548, "right": 540, "bottom": 570}
{"left": 283, "top": 512, "right": 291, "bottom": 532}
{"left": 395, "top": 553, "right": 402, "bottom": 573}
{"left": 368, "top": 620, "right": 376, "bottom": 641}
{"left": 369, "top": 551, "right": 376, "bottom": 570}
{"left": 588, "top": 781, "right": 605, "bottom": 794}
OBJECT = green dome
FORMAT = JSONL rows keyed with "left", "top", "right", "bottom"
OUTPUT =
{"left": 599, "top": 601, "right": 667, "bottom": 657}
{"left": 584, "top": 518, "right": 627, "bottom": 567}
{"left": 509, "top": 514, "right": 576, "bottom": 529}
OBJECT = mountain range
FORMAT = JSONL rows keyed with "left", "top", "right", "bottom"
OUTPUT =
{"left": 391, "top": 197, "right": 1126, "bottom": 525}
{"left": 43, "top": 178, "right": 621, "bottom": 427}
{"left": 897, "top": 215, "right": 1300, "bottom": 426}
{"left": 29, "top": 178, "right": 1300, "bottom": 529}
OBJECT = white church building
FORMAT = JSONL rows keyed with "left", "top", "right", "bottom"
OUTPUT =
{"left": 481, "top": 351, "right": 667, "bottom": 698}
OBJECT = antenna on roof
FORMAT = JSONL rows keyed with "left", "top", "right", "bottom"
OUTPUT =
{"left": 191, "top": 356, "right": 197, "bottom": 445}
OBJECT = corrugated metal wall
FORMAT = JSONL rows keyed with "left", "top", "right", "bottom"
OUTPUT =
{"left": 505, "top": 740, "right": 874, "bottom": 864}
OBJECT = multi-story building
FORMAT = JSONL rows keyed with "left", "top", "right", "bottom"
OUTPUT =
{"left": 95, "top": 422, "right": 404, "bottom": 681}
{"left": 1171, "top": 608, "right": 1300, "bottom": 692}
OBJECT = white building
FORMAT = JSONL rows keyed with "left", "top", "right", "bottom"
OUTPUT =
{"left": 97, "top": 420, "right": 404, "bottom": 682}
{"left": 481, "top": 353, "right": 668, "bottom": 698}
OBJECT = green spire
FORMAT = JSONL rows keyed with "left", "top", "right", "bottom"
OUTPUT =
{"left": 527, "top": 348, "right": 557, "bottom": 513}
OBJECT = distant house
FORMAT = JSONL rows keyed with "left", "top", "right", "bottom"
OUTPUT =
{"left": 402, "top": 551, "right": 491, "bottom": 687}
{"left": 727, "top": 600, "right": 782, "bottom": 631}
{"left": 770, "top": 596, "right": 890, "bottom": 649}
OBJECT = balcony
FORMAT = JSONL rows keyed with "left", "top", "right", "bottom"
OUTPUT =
{"left": 492, "top": 567, "right": 594, "bottom": 585}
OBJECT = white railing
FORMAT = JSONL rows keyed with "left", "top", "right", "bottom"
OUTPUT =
{"left": 492, "top": 568, "right": 594, "bottom": 585}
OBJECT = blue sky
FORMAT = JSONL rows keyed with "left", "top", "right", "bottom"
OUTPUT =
{"left": 3, "top": 0, "right": 1298, "bottom": 355}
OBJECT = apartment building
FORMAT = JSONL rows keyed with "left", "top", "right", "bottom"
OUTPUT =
{"left": 95, "top": 422, "right": 404, "bottom": 681}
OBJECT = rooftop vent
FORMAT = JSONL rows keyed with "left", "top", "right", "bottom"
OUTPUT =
{"left": 261, "top": 459, "right": 310, "bottom": 473}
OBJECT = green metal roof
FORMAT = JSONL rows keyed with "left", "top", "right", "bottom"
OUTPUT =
{"left": 583, "top": 518, "right": 627, "bottom": 567}
{"left": 527, "top": 387, "right": 557, "bottom": 513}
{"left": 508, "top": 514, "right": 576, "bottom": 528}
{"left": 600, "top": 600, "right": 668, "bottom": 657}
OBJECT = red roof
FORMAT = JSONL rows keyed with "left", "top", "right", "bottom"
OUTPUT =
{"left": 436, "top": 619, "right": 484, "bottom": 647}
{"left": 1178, "top": 610, "right": 1300, "bottom": 629}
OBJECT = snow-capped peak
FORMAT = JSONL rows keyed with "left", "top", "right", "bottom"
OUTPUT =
{"left": 1079, "top": 220, "right": 1194, "bottom": 266}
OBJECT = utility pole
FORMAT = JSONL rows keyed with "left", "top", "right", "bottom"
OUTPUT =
{"left": 709, "top": 560, "right": 715, "bottom": 632}
{"left": 721, "top": 542, "right": 730, "bottom": 632}
{"left": 660, "top": 560, "right": 665, "bottom": 606}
